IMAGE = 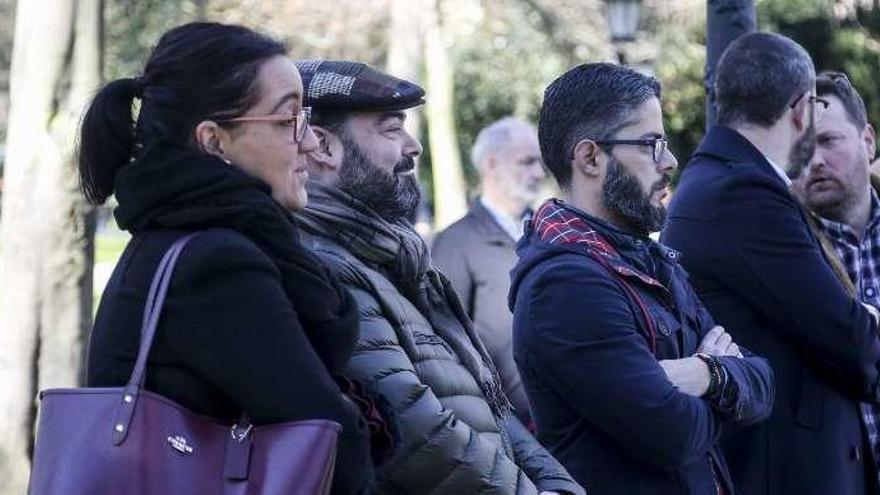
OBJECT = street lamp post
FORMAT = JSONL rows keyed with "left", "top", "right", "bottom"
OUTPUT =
{"left": 605, "top": 0, "right": 642, "bottom": 65}
{"left": 706, "top": 0, "right": 755, "bottom": 128}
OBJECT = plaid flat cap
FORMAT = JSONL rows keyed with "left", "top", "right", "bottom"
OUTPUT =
{"left": 295, "top": 60, "right": 425, "bottom": 112}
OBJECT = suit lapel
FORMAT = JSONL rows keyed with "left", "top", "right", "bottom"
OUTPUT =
{"left": 470, "top": 200, "right": 516, "bottom": 247}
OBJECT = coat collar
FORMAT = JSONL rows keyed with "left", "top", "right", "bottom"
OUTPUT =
{"left": 469, "top": 199, "right": 519, "bottom": 246}
{"left": 530, "top": 199, "right": 671, "bottom": 292}
{"left": 694, "top": 125, "right": 788, "bottom": 188}
{"left": 816, "top": 183, "right": 880, "bottom": 242}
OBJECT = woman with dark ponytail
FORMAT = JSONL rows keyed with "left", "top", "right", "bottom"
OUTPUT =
{"left": 83, "top": 22, "right": 373, "bottom": 494}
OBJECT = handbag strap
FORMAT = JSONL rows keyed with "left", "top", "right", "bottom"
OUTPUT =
{"left": 133, "top": 231, "right": 201, "bottom": 387}
{"left": 589, "top": 253, "right": 659, "bottom": 355}
{"left": 112, "top": 232, "right": 200, "bottom": 445}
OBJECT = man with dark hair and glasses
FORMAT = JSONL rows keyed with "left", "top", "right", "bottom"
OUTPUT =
{"left": 663, "top": 32, "right": 880, "bottom": 495}
{"left": 509, "top": 62, "right": 773, "bottom": 494}
{"left": 792, "top": 71, "right": 880, "bottom": 488}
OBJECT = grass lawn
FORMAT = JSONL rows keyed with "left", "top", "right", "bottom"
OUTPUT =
{"left": 93, "top": 232, "right": 129, "bottom": 314}
{"left": 95, "top": 235, "right": 128, "bottom": 264}
{"left": 0, "top": 230, "right": 129, "bottom": 315}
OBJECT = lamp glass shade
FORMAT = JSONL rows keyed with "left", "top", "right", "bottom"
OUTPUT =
{"left": 607, "top": 0, "right": 642, "bottom": 42}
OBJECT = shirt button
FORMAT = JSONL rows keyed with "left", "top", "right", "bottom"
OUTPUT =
{"left": 658, "top": 321, "right": 671, "bottom": 336}
{"left": 866, "top": 287, "right": 876, "bottom": 298}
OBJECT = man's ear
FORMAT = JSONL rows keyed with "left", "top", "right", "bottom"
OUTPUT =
{"left": 309, "top": 125, "right": 343, "bottom": 172}
{"left": 863, "top": 123, "right": 876, "bottom": 162}
{"left": 791, "top": 94, "right": 811, "bottom": 133}
{"left": 572, "top": 139, "right": 603, "bottom": 179}
{"left": 194, "top": 120, "right": 228, "bottom": 159}
{"left": 484, "top": 154, "right": 498, "bottom": 172}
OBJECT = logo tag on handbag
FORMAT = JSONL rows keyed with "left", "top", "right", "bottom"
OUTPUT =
{"left": 167, "top": 435, "right": 194, "bottom": 455}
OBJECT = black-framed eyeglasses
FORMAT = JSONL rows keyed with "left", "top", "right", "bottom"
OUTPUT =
{"left": 594, "top": 136, "right": 669, "bottom": 164}
{"left": 789, "top": 93, "right": 830, "bottom": 112}
{"left": 821, "top": 71, "right": 852, "bottom": 87}
{"left": 217, "top": 106, "right": 312, "bottom": 143}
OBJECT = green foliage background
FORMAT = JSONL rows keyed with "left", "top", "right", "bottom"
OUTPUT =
{"left": 759, "top": 0, "right": 880, "bottom": 156}
{"left": 650, "top": 0, "right": 880, "bottom": 167}
{"left": 3, "top": 0, "right": 880, "bottom": 194}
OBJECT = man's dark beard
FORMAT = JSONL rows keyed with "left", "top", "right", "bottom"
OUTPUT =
{"left": 787, "top": 122, "right": 817, "bottom": 180}
{"left": 602, "top": 157, "right": 668, "bottom": 235}
{"left": 337, "top": 137, "right": 422, "bottom": 223}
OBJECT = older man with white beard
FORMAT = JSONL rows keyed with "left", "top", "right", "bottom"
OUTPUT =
{"left": 433, "top": 117, "right": 546, "bottom": 426}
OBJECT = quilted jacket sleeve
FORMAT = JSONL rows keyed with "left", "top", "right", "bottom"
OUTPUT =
{"left": 343, "top": 280, "right": 541, "bottom": 494}
{"left": 309, "top": 244, "right": 547, "bottom": 495}
{"left": 506, "top": 415, "right": 586, "bottom": 495}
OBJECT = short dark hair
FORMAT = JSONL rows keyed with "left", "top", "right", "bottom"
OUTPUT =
{"left": 309, "top": 109, "right": 350, "bottom": 136}
{"left": 816, "top": 71, "right": 868, "bottom": 130}
{"left": 78, "top": 22, "right": 287, "bottom": 204}
{"left": 715, "top": 32, "right": 815, "bottom": 127}
{"left": 538, "top": 63, "right": 661, "bottom": 189}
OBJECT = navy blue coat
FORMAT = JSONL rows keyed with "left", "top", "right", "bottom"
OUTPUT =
{"left": 663, "top": 126, "right": 880, "bottom": 495}
{"left": 509, "top": 205, "right": 773, "bottom": 494}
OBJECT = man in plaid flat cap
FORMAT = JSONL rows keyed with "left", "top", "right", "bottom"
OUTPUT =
{"left": 294, "top": 60, "right": 583, "bottom": 495}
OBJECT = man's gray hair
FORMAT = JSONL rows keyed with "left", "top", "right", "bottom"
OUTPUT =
{"left": 471, "top": 117, "right": 536, "bottom": 172}
{"left": 715, "top": 32, "right": 816, "bottom": 127}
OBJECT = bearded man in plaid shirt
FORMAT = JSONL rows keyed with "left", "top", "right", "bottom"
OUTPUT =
{"left": 794, "top": 71, "right": 880, "bottom": 486}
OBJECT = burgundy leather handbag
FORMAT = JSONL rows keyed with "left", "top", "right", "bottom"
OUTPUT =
{"left": 29, "top": 233, "right": 341, "bottom": 494}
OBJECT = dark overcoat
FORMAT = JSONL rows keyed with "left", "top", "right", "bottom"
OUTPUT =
{"left": 663, "top": 125, "right": 880, "bottom": 495}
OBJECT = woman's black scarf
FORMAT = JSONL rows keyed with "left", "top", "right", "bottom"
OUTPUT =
{"left": 113, "top": 140, "right": 359, "bottom": 374}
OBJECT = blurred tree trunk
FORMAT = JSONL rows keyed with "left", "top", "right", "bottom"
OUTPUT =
{"left": 386, "top": 0, "right": 423, "bottom": 143}
{"left": 193, "top": 0, "right": 208, "bottom": 20}
{"left": 424, "top": 0, "right": 466, "bottom": 230}
{"left": 0, "top": 0, "right": 101, "bottom": 491}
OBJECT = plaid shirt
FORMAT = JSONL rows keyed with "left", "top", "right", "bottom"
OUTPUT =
{"left": 815, "top": 191, "right": 880, "bottom": 483}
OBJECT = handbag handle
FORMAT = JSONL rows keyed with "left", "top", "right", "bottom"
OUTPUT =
{"left": 133, "top": 232, "right": 201, "bottom": 387}
{"left": 112, "top": 232, "right": 200, "bottom": 445}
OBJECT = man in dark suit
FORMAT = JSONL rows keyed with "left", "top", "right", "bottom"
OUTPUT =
{"left": 663, "top": 32, "right": 880, "bottom": 495}
{"left": 433, "top": 117, "right": 546, "bottom": 425}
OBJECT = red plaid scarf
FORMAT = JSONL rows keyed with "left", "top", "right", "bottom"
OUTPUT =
{"left": 532, "top": 200, "right": 666, "bottom": 288}
{"left": 530, "top": 199, "right": 662, "bottom": 354}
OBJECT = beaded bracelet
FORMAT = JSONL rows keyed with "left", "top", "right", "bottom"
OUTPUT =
{"left": 694, "top": 352, "right": 722, "bottom": 399}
